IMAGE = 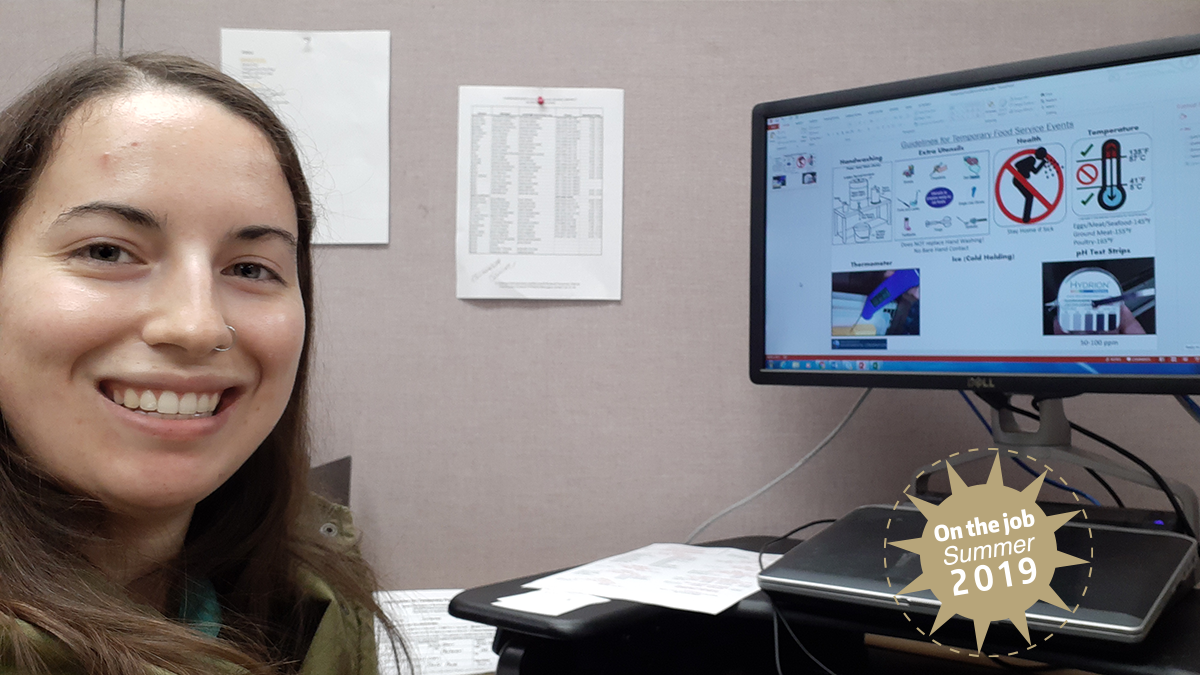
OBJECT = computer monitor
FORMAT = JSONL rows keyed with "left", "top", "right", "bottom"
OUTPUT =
{"left": 751, "top": 35, "right": 1200, "bottom": 396}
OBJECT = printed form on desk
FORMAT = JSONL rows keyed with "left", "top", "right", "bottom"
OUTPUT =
{"left": 375, "top": 589, "right": 497, "bottom": 675}
{"left": 518, "top": 543, "right": 782, "bottom": 615}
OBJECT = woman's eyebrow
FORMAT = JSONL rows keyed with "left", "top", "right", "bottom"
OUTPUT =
{"left": 51, "top": 202, "right": 297, "bottom": 252}
{"left": 231, "top": 225, "right": 298, "bottom": 253}
{"left": 53, "top": 201, "right": 162, "bottom": 230}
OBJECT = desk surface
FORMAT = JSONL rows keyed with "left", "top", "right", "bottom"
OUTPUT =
{"left": 449, "top": 537, "right": 1200, "bottom": 675}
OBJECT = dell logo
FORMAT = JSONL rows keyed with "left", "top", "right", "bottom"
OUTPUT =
{"left": 967, "top": 377, "right": 995, "bottom": 389}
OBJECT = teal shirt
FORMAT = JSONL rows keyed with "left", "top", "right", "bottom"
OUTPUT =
{"left": 178, "top": 577, "right": 222, "bottom": 638}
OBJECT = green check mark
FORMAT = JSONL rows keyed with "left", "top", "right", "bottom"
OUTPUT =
{"left": 1082, "top": 193, "right": 1094, "bottom": 205}
{"left": 1081, "top": 143, "right": 1094, "bottom": 157}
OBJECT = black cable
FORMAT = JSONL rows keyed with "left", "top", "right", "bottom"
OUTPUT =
{"left": 764, "top": 520, "right": 839, "bottom": 674}
{"left": 1084, "top": 468, "right": 1125, "bottom": 508}
{"left": 772, "top": 611, "right": 786, "bottom": 675}
{"left": 1063, "top": 415, "right": 1193, "bottom": 538}
{"left": 771, "top": 600, "right": 839, "bottom": 675}
{"left": 988, "top": 396, "right": 1116, "bottom": 505}
{"left": 985, "top": 394, "right": 1194, "bottom": 539}
{"left": 961, "top": 391, "right": 1109, "bottom": 505}
{"left": 758, "top": 519, "right": 836, "bottom": 572}
{"left": 1027, "top": 397, "right": 1125, "bottom": 507}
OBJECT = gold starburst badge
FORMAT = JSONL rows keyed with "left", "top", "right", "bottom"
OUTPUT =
{"left": 890, "top": 453, "right": 1088, "bottom": 652}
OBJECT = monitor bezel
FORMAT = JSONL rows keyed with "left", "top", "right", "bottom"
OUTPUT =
{"left": 750, "top": 34, "right": 1200, "bottom": 396}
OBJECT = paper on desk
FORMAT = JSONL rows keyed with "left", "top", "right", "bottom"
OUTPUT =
{"left": 456, "top": 85, "right": 623, "bottom": 300}
{"left": 524, "top": 543, "right": 782, "bottom": 615}
{"left": 221, "top": 29, "right": 391, "bottom": 245}
{"left": 374, "top": 589, "right": 498, "bottom": 675}
{"left": 493, "top": 588, "right": 611, "bottom": 616}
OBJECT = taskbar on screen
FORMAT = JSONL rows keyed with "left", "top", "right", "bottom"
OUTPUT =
{"left": 765, "top": 355, "right": 1200, "bottom": 375}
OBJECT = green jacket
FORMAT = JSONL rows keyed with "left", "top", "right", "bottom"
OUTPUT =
{"left": 0, "top": 499, "right": 380, "bottom": 675}
{"left": 295, "top": 498, "right": 381, "bottom": 675}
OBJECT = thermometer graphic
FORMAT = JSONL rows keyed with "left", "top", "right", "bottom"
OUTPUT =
{"left": 1098, "top": 138, "right": 1127, "bottom": 211}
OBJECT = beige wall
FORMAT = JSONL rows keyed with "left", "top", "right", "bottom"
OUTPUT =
{"left": 2, "top": 1, "right": 1199, "bottom": 589}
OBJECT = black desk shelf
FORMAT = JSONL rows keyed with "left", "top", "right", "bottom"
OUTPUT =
{"left": 449, "top": 537, "right": 1200, "bottom": 675}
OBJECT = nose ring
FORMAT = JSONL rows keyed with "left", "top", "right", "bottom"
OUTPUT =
{"left": 214, "top": 325, "right": 236, "bottom": 352}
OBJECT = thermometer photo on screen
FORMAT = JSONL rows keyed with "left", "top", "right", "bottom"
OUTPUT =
{"left": 861, "top": 269, "right": 920, "bottom": 321}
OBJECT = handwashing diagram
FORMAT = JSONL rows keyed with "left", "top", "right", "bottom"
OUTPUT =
{"left": 831, "top": 152, "right": 992, "bottom": 244}
{"left": 833, "top": 167, "right": 892, "bottom": 245}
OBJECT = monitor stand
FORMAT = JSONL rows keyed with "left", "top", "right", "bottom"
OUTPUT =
{"left": 910, "top": 396, "right": 1199, "bottom": 536}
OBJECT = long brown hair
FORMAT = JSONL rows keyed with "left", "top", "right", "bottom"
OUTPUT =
{"left": 0, "top": 54, "right": 403, "bottom": 674}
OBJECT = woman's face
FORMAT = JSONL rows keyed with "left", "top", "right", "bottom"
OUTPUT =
{"left": 0, "top": 89, "right": 305, "bottom": 520}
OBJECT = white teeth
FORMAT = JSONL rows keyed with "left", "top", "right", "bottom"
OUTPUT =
{"left": 158, "top": 391, "right": 179, "bottom": 415}
{"left": 179, "top": 392, "right": 198, "bottom": 415}
{"left": 114, "top": 388, "right": 223, "bottom": 418}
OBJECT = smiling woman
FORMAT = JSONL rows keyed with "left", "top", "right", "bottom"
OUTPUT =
{"left": 0, "top": 55, "right": 403, "bottom": 675}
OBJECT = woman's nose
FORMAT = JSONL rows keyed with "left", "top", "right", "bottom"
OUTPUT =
{"left": 141, "top": 263, "right": 230, "bottom": 358}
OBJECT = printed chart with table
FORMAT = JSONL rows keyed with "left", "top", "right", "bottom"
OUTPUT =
{"left": 467, "top": 103, "right": 606, "bottom": 256}
{"left": 455, "top": 85, "right": 624, "bottom": 300}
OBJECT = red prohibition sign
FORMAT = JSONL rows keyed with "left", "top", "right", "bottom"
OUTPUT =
{"left": 994, "top": 148, "right": 1064, "bottom": 224}
{"left": 1076, "top": 162, "right": 1099, "bottom": 185}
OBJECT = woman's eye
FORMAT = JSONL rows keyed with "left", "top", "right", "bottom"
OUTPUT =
{"left": 84, "top": 244, "right": 131, "bottom": 263}
{"left": 229, "top": 262, "right": 277, "bottom": 281}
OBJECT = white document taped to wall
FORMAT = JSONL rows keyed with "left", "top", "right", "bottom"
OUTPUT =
{"left": 220, "top": 29, "right": 391, "bottom": 245}
{"left": 375, "top": 589, "right": 497, "bottom": 675}
{"left": 456, "top": 86, "right": 624, "bottom": 300}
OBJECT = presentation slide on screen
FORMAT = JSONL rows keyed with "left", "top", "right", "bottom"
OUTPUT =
{"left": 763, "top": 55, "right": 1200, "bottom": 369}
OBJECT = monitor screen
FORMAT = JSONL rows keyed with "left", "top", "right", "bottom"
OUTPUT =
{"left": 750, "top": 35, "right": 1200, "bottom": 395}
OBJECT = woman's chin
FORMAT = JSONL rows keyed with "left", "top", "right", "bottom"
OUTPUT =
{"left": 96, "top": 484, "right": 219, "bottom": 523}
